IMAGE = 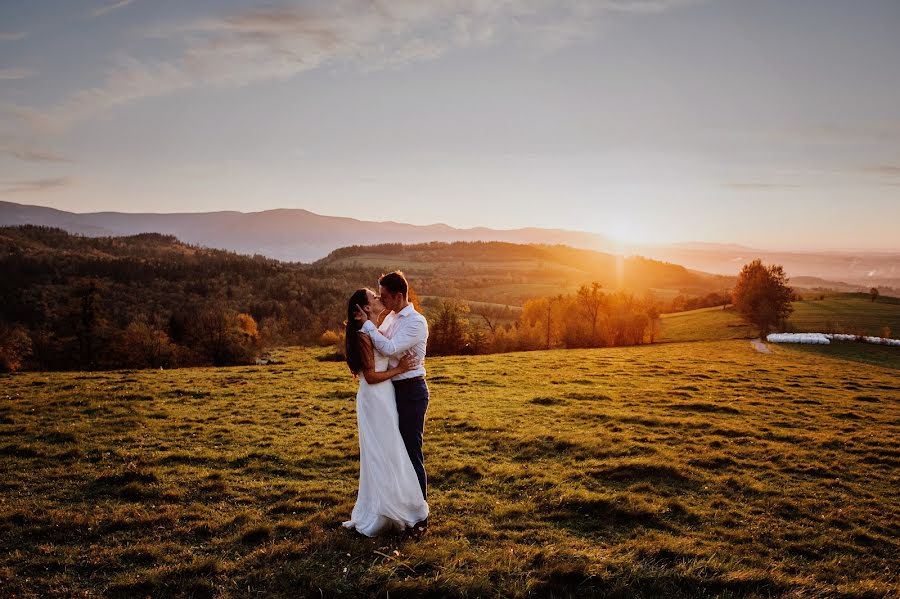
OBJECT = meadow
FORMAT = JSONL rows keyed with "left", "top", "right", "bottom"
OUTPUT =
{"left": 1, "top": 339, "right": 898, "bottom": 597}
{"left": 658, "top": 295, "right": 900, "bottom": 344}
{"left": 785, "top": 295, "right": 899, "bottom": 338}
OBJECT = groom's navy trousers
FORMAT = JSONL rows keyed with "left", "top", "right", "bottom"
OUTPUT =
{"left": 393, "top": 376, "right": 429, "bottom": 501}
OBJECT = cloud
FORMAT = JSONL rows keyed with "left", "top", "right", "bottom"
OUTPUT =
{"left": 0, "top": 68, "right": 34, "bottom": 80}
{"left": 92, "top": 0, "right": 137, "bottom": 18}
{"left": 862, "top": 165, "right": 900, "bottom": 176}
{"left": 13, "top": 0, "right": 710, "bottom": 132}
{"left": 9, "top": 147, "right": 73, "bottom": 163}
{"left": 722, "top": 182, "right": 801, "bottom": 190}
{"left": 604, "top": 0, "right": 708, "bottom": 13}
{"left": 0, "top": 31, "right": 27, "bottom": 41}
{"left": 0, "top": 177, "right": 74, "bottom": 194}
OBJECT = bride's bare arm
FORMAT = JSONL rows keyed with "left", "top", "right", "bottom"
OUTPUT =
{"left": 358, "top": 334, "right": 416, "bottom": 385}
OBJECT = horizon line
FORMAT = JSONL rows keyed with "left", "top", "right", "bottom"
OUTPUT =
{"left": 1, "top": 198, "right": 898, "bottom": 255}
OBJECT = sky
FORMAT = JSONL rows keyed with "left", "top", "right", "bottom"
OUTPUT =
{"left": 1, "top": 0, "right": 899, "bottom": 251}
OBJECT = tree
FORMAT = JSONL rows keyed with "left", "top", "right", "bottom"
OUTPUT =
{"left": 427, "top": 298, "right": 469, "bottom": 356}
{"left": 235, "top": 313, "right": 259, "bottom": 343}
{"left": 521, "top": 296, "right": 564, "bottom": 349}
{"left": 870, "top": 287, "right": 879, "bottom": 303}
{"left": 117, "top": 318, "right": 177, "bottom": 368}
{"left": 473, "top": 304, "right": 510, "bottom": 335}
{"left": 645, "top": 298, "right": 661, "bottom": 343}
{"left": 0, "top": 323, "right": 32, "bottom": 372}
{"left": 191, "top": 307, "right": 260, "bottom": 366}
{"left": 577, "top": 282, "right": 605, "bottom": 346}
{"left": 76, "top": 280, "right": 106, "bottom": 369}
{"left": 732, "top": 260, "right": 794, "bottom": 337}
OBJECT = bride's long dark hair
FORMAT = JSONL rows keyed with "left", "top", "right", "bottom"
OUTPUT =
{"left": 345, "top": 288, "right": 370, "bottom": 375}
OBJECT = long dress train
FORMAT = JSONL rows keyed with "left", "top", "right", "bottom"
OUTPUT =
{"left": 342, "top": 349, "right": 429, "bottom": 536}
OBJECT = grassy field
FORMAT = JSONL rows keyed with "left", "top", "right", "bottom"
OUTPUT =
{"left": 659, "top": 295, "right": 900, "bottom": 346}
{"left": 781, "top": 342, "right": 900, "bottom": 370}
{"left": 658, "top": 306, "right": 755, "bottom": 343}
{"left": 787, "top": 296, "right": 899, "bottom": 337}
{"left": 2, "top": 342, "right": 898, "bottom": 597}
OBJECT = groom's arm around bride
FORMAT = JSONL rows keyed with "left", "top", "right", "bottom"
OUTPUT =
{"left": 355, "top": 271, "right": 430, "bottom": 508}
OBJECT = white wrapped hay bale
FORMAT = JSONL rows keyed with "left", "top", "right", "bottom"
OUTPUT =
{"left": 766, "top": 333, "right": 830, "bottom": 344}
{"left": 829, "top": 334, "right": 858, "bottom": 342}
{"left": 767, "top": 332, "right": 900, "bottom": 347}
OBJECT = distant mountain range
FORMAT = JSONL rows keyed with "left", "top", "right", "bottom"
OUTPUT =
{"left": 637, "top": 242, "right": 899, "bottom": 289}
{"left": 0, "top": 200, "right": 613, "bottom": 262}
{"left": 1, "top": 200, "right": 896, "bottom": 288}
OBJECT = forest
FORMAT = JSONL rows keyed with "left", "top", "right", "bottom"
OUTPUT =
{"left": 0, "top": 227, "right": 730, "bottom": 371}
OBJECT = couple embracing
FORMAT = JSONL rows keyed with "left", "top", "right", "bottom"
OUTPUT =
{"left": 341, "top": 271, "right": 430, "bottom": 537}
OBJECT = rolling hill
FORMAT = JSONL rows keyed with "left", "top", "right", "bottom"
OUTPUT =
{"left": 316, "top": 241, "right": 734, "bottom": 305}
{"left": 3, "top": 201, "right": 896, "bottom": 289}
{"left": 640, "top": 242, "right": 900, "bottom": 289}
{"left": 0, "top": 200, "right": 613, "bottom": 263}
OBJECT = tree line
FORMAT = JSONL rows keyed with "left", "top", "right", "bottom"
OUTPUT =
{"left": 0, "top": 226, "right": 383, "bottom": 371}
{"left": 1, "top": 226, "right": 805, "bottom": 372}
{"left": 423, "top": 283, "right": 661, "bottom": 355}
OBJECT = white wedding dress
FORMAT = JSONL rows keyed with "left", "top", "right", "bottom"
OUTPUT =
{"left": 342, "top": 348, "right": 429, "bottom": 536}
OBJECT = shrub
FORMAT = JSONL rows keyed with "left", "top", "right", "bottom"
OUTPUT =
{"left": 0, "top": 323, "right": 32, "bottom": 372}
{"left": 317, "top": 330, "right": 342, "bottom": 347}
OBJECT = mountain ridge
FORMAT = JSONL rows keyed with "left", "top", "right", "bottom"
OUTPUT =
{"left": 0, "top": 200, "right": 614, "bottom": 262}
{"left": 1, "top": 200, "right": 896, "bottom": 287}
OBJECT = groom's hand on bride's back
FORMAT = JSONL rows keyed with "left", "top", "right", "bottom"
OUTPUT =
{"left": 399, "top": 354, "right": 417, "bottom": 372}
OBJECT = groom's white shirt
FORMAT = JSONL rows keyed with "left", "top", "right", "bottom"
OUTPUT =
{"left": 360, "top": 304, "right": 428, "bottom": 381}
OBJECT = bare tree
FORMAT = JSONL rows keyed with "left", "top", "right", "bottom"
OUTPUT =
{"left": 475, "top": 304, "right": 508, "bottom": 334}
{"left": 577, "top": 282, "right": 604, "bottom": 345}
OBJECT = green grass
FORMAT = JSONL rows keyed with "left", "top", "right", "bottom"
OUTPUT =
{"left": 659, "top": 295, "right": 900, "bottom": 346}
{"left": 779, "top": 340, "right": 900, "bottom": 370}
{"left": 658, "top": 305, "right": 755, "bottom": 342}
{"left": 2, "top": 342, "right": 898, "bottom": 597}
{"left": 788, "top": 296, "right": 900, "bottom": 337}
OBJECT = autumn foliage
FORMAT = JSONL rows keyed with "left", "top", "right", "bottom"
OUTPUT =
{"left": 732, "top": 259, "right": 794, "bottom": 337}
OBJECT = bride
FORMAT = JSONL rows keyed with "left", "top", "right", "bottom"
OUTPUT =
{"left": 342, "top": 288, "right": 430, "bottom": 536}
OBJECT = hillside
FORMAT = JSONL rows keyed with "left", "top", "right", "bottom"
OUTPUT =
{"left": 641, "top": 242, "right": 900, "bottom": 289}
{"left": 658, "top": 305, "right": 755, "bottom": 343}
{"left": 4, "top": 201, "right": 897, "bottom": 288}
{"left": 0, "top": 200, "right": 613, "bottom": 263}
{"left": 1, "top": 341, "right": 897, "bottom": 597}
{"left": 317, "top": 242, "right": 733, "bottom": 305}
{"left": 787, "top": 294, "right": 900, "bottom": 337}
{"left": 660, "top": 295, "right": 900, "bottom": 343}
{"left": 0, "top": 226, "right": 382, "bottom": 370}
{"left": 659, "top": 295, "right": 900, "bottom": 369}
{"left": 0, "top": 227, "right": 731, "bottom": 370}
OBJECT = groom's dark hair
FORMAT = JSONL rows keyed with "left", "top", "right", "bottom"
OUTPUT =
{"left": 379, "top": 271, "right": 408, "bottom": 298}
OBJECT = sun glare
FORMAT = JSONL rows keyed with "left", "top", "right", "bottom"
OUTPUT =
{"left": 603, "top": 220, "right": 650, "bottom": 247}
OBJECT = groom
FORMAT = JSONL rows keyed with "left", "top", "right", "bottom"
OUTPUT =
{"left": 355, "top": 271, "right": 430, "bottom": 527}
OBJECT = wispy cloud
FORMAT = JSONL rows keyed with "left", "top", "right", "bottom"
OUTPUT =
{"left": 9, "top": 147, "right": 73, "bottom": 163}
{"left": 12, "top": 0, "right": 709, "bottom": 132}
{"left": 604, "top": 0, "right": 708, "bottom": 13}
{"left": 0, "top": 177, "right": 74, "bottom": 194}
{"left": 92, "top": 0, "right": 137, "bottom": 18}
{"left": 0, "top": 68, "right": 34, "bottom": 80}
{"left": 723, "top": 182, "right": 801, "bottom": 190}
{"left": 0, "top": 31, "right": 28, "bottom": 42}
